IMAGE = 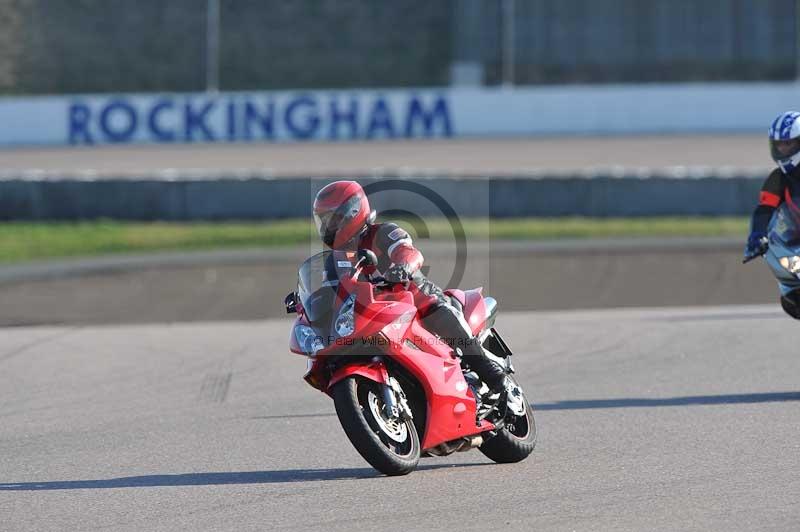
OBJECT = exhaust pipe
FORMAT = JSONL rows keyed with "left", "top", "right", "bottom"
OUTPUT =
{"left": 457, "top": 435, "right": 484, "bottom": 452}
{"left": 427, "top": 435, "right": 484, "bottom": 456}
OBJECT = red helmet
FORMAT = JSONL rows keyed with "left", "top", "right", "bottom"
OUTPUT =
{"left": 313, "top": 181, "right": 371, "bottom": 248}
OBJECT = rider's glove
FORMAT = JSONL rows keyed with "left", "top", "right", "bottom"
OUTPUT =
{"left": 384, "top": 263, "right": 413, "bottom": 284}
{"left": 744, "top": 231, "right": 769, "bottom": 261}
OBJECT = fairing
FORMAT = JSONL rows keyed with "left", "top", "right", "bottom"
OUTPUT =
{"left": 766, "top": 200, "right": 800, "bottom": 293}
{"left": 463, "top": 288, "right": 488, "bottom": 335}
{"left": 328, "top": 361, "right": 388, "bottom": 390}
{"left": 289, "top": 314, "right": 311, "bottom": 355}
{"left": 290, "top": 251, "right": 498, "bottom": 450}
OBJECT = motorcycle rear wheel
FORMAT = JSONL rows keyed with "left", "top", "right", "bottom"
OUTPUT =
{"left": 332, "top": 376, "right": 420, "bottom": 476}
{"left": 479, "top": 380, "right": 537, "bottom": 464}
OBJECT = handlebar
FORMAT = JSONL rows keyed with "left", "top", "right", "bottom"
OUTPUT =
{"left": 352, "top": 258, "right": 409, "bottom": 288}
{"left": 743, "top": 236, "right": 769, "bottom": 264}
{"left": 742, "top": 253, "right": 761, "bottom": 264}
{"left": 743, "top": 248, "right": 767, "bottom": 264}
{"left": 367, "top": 275, "right": 410, "bottom": 291}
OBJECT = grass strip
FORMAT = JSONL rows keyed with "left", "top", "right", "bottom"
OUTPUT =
{"left": 0, "top": 217, "right": 748, "bottom": 264}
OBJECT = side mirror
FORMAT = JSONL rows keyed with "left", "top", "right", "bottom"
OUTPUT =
{"left": 284, "top": 291, "right": 298, "bottom": 314}
{"left": 357, "top": 249, "right": 378, "bottom": 268}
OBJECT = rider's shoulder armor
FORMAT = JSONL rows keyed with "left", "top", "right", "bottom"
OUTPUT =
{"left": 374, "top": 223, "right": 411, "bottom": 253}
{"left": 760, "top": 168, "right": 788, "bottom": 206}
{"left": 359, "top": 222, "right": 412, "bottom": 271}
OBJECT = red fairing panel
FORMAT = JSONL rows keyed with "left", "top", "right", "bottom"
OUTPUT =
{"left": 401, "top": 320, "right": 493, "bottom": 449}
{"left": 444, "top": 288, "right": 466, "bottom": 307}
{"left": 354, "top": 286, "right": 416, "bottom": 339}
{"left": 328, "top": 361, "right": 388, "bottom": 392}
{"left": 462, "top": 288, "right": 487, "bottom": 336}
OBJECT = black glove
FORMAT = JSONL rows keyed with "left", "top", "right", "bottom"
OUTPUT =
{"left": 743, "top": 231, "right": 768, "bottom": 262}
{"left": 384, "top": 263, "right": 412, "bottom": 284}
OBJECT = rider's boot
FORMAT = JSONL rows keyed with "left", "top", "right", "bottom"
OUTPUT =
{"left": 420, "top": 299, "right": 521, "bottom": 414}
{"left": 476, "top": 375, "right": 525, "bottom": 418}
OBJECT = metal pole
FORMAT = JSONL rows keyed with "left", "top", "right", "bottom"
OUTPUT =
{"left": 206, "top": 0, "right": 220, "bottom": 92}
{"left": 502, "top": 0, "right": 515, "bottom": 87}
{"left": 796, "top": 0, "right": 800, "bottom": 81}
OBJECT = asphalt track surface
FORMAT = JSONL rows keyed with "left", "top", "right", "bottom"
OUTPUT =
{"left": 1, "top": 305, "right": 799, "bottom": 531}
{"left": 1, "top": 135, "right": 793, "bottom": 530}
{"left": 0, "top": 134, "right": 769, "bottom": 177}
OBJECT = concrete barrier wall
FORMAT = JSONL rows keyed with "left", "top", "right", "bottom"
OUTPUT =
{"left": 2, "top": 82, "right": 799, "bottom": 146}
{"left": 0, "top": 241, "right": 774, "bottom": 326}
{"left": 0, "top": 174, "right": 763, "bottom": 220}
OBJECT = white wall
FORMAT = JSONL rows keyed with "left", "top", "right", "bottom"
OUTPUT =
{"left": 0, "top": 82, "right": 798, "bottom": 146}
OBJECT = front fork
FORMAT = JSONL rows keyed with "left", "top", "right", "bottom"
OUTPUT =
{"left": 375, "top": 357, "right": 413, "bottom": 421}
{"left": 383, "top": 376, "right": 413, "bottom": 420}
{"left": 381, "top": 380, "right": 399, "bottom": 418}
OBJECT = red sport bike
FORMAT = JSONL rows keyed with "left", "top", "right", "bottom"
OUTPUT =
{"left": 284, "top": 249, "right": 536, "bottom": 475}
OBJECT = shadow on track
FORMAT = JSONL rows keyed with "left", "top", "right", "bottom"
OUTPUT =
{"left": 0, "top": 463, "right": 489, "bottom": 491}
{"left": 250, "top": 413, "right": 336, "bottom": 420}
{"left": 536, "top": 391, "right": 800, "bottom": 411}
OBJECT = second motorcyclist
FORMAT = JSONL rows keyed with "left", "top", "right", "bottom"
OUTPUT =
{"left": 745, "top": 111, "right": 800, "bottom": 317}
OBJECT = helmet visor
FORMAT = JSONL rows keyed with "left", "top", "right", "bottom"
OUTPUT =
{"left": 770, "top": 138, "right": 800, "bottom": 163}
{"left": 313, "top": 194, "right": 363, "bottom": 246}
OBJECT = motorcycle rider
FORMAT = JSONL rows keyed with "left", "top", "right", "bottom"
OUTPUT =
{"left": 744, "top": 111, "right": 800, "bottom": 317}
{"left": 313, "top": 180, "right": 514, "bottom": 400}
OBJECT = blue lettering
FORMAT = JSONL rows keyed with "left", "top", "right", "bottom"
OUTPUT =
{"left": 404, "top": 96, "right": 452, "bottom": 138}
{"left": 68, "top": 102, "right": 93, "bottom": 145}
{"left": 366, "top": 98, "right": 395, "bottom": 139}
{"left": 328, "top": 97, "right": 359, "bottom": 140}
{"left": 284, "top": 96, "right": 320, "bottom": 140}
{"left": 226, "top": 99, "right": 237, "bottom": 141}
{"left": 244, "top": 99, "right": 275, "bottom": 140}
{"left": 99, "top": 99, "right": 137, "bottom": 143}
{"left": 184, "top": 100, "right": 216, "bottom": 142}
{"left": 147, "top": 99, "right": 175, "bottom": 142}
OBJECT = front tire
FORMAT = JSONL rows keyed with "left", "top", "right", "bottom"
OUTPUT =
{"left": 479, "top": 381, "right": 537, "bottom": 464}
{"left": 332, "top": 376, "right": 420, "bottom": 476}
{"left": 780, "top": 294, "right": 800, "bottom": 319}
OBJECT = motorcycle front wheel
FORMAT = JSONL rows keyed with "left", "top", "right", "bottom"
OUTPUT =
{"left": 332, "top": 376, "right": 420, "bottom": 476}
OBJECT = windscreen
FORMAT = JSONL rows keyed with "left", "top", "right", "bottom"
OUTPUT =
{"left": 297, "top": 251, "right": 354, "bottom": 324}
{"left": 769, "top": 202, "right": 800, "bottom": 248}
{"left": 297, "top": 251, "right": 337, "bottom": 324}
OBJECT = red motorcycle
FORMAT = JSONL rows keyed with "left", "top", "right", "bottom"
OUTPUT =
{"left": 284, "top": 249, "right": 536, "bottom": 475}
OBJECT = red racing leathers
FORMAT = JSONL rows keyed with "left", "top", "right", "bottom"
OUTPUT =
{"left": 353, "top": 222, "right": 507, "bottom": 390}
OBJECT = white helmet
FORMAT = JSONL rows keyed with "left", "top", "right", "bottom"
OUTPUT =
{"left": 769, "top": 111, "right": 800, "bottom": 174}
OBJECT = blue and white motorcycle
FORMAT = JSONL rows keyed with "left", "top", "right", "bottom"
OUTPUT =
{"left": 745, "top": 202, "right": 800, "bottom": 318}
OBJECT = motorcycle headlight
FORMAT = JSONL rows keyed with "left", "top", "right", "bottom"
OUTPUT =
{"left": 334, "top": 294, "right": 356, "bottom": 337}
{"left": 295, "top": 325, "right": 324, "bottom": 356}
{"left": 779, "top": 256, "right": 800, "bottom": 274}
